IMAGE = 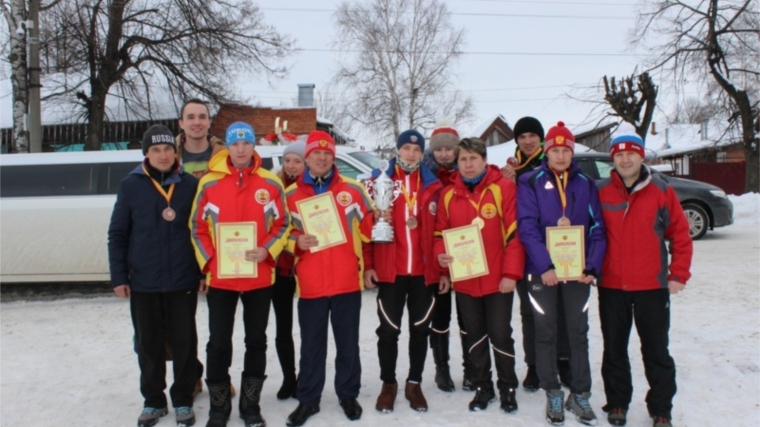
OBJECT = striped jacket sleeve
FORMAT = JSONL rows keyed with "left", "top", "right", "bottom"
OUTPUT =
{"left": 260, "top": 172, "right": 291, "bottom": 261}
{"left": 189, "top": 178, "right": 217, "bottom": 273}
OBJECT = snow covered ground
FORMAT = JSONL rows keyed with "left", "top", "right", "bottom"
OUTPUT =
{"left": 2, "top": 194, "right": 758, "bottom": 427}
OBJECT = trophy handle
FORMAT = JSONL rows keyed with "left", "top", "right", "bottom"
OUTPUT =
{"left": 391, "top": 180, "right": 402, "bottom": 202}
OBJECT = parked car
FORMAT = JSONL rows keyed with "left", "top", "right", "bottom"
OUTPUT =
{"left": 0, "top": 146, "right": 380, "bottom": 283}
{"left": 573, "top": 152, "right": 733, "bottom": 240}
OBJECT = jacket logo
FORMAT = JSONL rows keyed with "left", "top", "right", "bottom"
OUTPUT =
{"left": 544, "top": 181, "right": 554, "bottom": 190}
{"left": 337, "top": 191, "right": 352, "bottom": 206}
{"left": 429, "top": 201, "right": 437, "bottom": 215}
{"left": 481, "top": 203, "right": 497, "bottom": 219}
{"left": 255, "top": 189, "right": 270, "bottom": 204}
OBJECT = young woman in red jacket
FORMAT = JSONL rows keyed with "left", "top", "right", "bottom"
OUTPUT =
{"left": 433, "top": 137, "right": 525, "bottom": 415}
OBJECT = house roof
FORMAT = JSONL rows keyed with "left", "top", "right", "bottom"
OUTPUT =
{"left": 470, "top": 114, "right": 511, "bottom": 139}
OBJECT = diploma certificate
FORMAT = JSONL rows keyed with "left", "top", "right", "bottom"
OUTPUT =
{"left": 443, "top": 224, "right": 489, "bottom": 281}
{"left": 215, "top": 222, "right": 257, "bottom": 279}
{"left": 546, "top": 225, "right": 585, "bottom": 281}
{"left": 296, "top": 193, "right": 347, "bottom": 253}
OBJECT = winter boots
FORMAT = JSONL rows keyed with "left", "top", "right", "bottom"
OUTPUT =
{"left": 206, "top": 381, "right": 232, "bottom": 427}
{"left": 523, "top": 364, "right": 540, "bottom": 392}
{"left": 546, "top": 389, "right": 565, "bottom": 426}
{"left": 277, "top": 372, "right": 297, "bottom": 400}
{"left": 239, "top": 376, "right": 267, "bottom": 427}
{"left": 468, "top": 385, "right": 497, "bottom": 411}
{"left": 430, "top": 331, "right": 455, "bottom": 392}
{"left": 404, "top": 381, "right": 428, "bottom": 412}
{"left": 460, "top": 331, "right": 474, "bottom": 391}
{"left": 375, "top": 382, "right": 398, "bottom": 413}
{"left": 499, "top": 386, "right": 518, "bottom": 414}
{"left": 565, "top": 392, "right": 597, "bottom": 426}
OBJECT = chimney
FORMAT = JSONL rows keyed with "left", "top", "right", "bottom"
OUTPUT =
{"left": 298, "top": 84, "right": 315, "bottom": 107}
{"left": 700, "top": 121, "right": 708, "bottom": 140}
{"left": 650, "top": 122, "right": 657, "bottom": 135}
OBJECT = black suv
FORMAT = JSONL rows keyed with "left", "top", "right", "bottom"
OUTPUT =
{"left": 573, "top": 152, "right": 734, "bottom": 240}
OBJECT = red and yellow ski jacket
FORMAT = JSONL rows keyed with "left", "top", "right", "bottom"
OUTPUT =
{"left": 190, "top": 149, "right": 290, "bottom": 291}
{"left": 286, "top": 166, "right": 375, "bottom": 299}
{"left": 433, "top": 165, "right": 525, "bottom": 297}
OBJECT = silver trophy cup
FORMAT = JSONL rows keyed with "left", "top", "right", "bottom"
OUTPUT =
{"left": 365, "top": 160, "right": 401, "bottom": 243}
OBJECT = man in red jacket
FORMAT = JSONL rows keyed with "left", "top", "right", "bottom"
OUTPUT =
{"left": 190, "top": 121, "right": 290, "bottom": 427}
{"left": 364, "top": 129, "right": 443, "bottom": 413}
{"left": 284, "top": 131, "right": 375, "bottom": 427}
{"left": 597, "top": 123, "right": 692, "bottom": 427}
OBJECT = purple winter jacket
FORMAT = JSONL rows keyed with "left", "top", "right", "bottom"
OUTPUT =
{"left": 516, "top": 159, "right": 606, "bottom": 277}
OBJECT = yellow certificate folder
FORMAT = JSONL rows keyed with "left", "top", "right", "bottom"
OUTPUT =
{"left": 215, "top": 222, "right": 257, "bottom": 279}
{"left": 546, "top": 225, "right": 585, "bottom": 281}
{"left": 442, "top": 224, "right": 489, "bottom": 282}
{"left": 295, "top": 193, "right": 348, "bottom": 253}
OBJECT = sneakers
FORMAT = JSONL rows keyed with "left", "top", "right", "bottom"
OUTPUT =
{"left": 499, "top": 388, "right": 518, "bottom": 414}
{"left": 175, "top": 407, "right": 195, "bottom": 427}
{"left": 565, "top": 392, "right": 597, "bottom": 426}
{"left": 285, "top": 404, "right": 320, "bottom": 427}
{"left": 468, "top": 386, "right": 496, "bottom": 411}
{"left": 404, "top": 382, "right": 428, "bottom": 412}
{"left": 607, "top": 407, "right": 627, "bottom": 426}
{"left": 652, "top": 416, "right": 673, "bottom": 427}
{"left": 375, "top": 382, "right": 398, "bottom": 413}
{"left": 339, "top": 398, "right": 363, "bottom": 421}
{"left": 545, "top": 389, "right": 565, "bottom": 426}
{"left": 558, "top": 358, "right": 572, "bottom": 389}
{"left": 137, "top": 407, "right": 168, "bottom": 427}
{"left": 522, "top": 364, "right": 540, "bottom": 392}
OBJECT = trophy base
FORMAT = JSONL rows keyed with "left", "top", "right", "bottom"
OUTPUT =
{"left": 371, "top": 222, "right": 394, "bottom": 243}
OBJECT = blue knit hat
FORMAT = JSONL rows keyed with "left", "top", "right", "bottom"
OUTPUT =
{"left": 610, "top": 122, "right": 645, "bottom": 158}
{"left": 396, "top": 129, "right": 425, "bottom": 151}
{"left": 225, "top": 122, "right": 256, "bottom": 147}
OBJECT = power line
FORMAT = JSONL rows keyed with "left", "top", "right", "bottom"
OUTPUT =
{"left": 452, "top": 0, "right": 636, "bottom": 6}
{"left": 296, "top": 48, "right": 643, "bottom": 57}
{"left": 259, "top": 7, "right": 632, "bottom": 19}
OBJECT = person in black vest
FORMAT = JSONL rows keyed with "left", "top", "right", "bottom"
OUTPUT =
{"left": 108, "top": 124, "right": 204, "bottom": 427}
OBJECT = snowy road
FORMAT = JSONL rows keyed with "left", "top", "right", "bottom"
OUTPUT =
{"left": 2, "top": 196, "right": 758, "bottom": 427}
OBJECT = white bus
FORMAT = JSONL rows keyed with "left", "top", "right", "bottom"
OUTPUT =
{"left": 0, "top": 146, "right": 379, "bottom": 283}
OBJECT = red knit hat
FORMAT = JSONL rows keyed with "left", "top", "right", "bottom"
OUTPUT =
{"left": 304, "top": 130, "right": 336, "bottom": 158}
{"left": 544, "top": 121, "right": 575, "bottom": 153}
{"left": 429, "top": 126, "right": 459, "bottom": 150}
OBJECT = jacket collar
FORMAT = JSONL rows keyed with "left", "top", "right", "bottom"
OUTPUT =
{"left": 371, "top": 157, "right": 439, "bottom": 190}
{"left": 207, "top": 148, "right": 262, "bottom": 176}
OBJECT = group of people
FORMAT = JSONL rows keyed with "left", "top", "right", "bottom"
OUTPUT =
{"left": 108, "top": 98, "right": 693, "bottom": 427}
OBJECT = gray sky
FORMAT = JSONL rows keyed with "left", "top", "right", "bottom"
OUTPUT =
{"left": 1, "top": 0, "right": 694, "bottom": 142}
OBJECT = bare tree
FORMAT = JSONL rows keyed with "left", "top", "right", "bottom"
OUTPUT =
{"left": 633, "top": 0, "right": 760, "bottom": 193}
{"left": 38, "top": 0, "right": 294, "bottom": 150}
{"left": 670, "top": 96, "right": 717, "bottom": 124}
{"left": 2, "top": 0, "right": 29, "bottom": 152}
{"left": 333, "top": 0, "right": 475, "bottom": 149}
{"left": 314, "top": 83, "right": 356, "bottom": 138}
{"left": 602, "top": 71, "right": 659, "bottom": 141}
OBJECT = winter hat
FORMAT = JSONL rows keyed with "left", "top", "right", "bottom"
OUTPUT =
{"left": 396, "top": 129, "right": 425, "bottom": 151}
{"left": 429, "top": 123, "right": 459, "bottom": 150}
{"left": 513, "top": 116, "right": 545, "bottom": 141}
{"left": 225, "top": 121, "right": 256, "bottom": 147}
{"left": 305, "top": 130, "right": 336, "bottom": 158}
{"left": 141, "top": 124, "right": 176, "bottom": 155}
{"left": 543, "top": 121, "right": 575, "bottom": 153}
{"left": 610, "top": 122, "right": 645, "bottom": 158}
{"left": 283, "top": 140, "right": 306, "bottom": 159}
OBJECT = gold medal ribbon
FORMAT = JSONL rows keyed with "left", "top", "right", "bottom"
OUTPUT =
{"left": 513, "top": 149, "right": 543, "bottom": 171}
{"left": 468, "top": 187, "right": 491, "bottom": 219}
{"left": 553, "top": 170, "right": 569, "bottom": 215}
{"left": 142, "top": 165, "right": 176, "bottom": 205}
{"left": 395, "top": 165, "right": 420, "bottom": 214}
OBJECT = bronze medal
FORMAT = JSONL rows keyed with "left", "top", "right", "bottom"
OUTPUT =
{"left": 472, "top": 217, "right": 485, "bottom": 230}
{"left": 557, "top": 216, "right": 571, "bottom": 226}
{"left": 162, "top": 206, "right": 176, "bottom": 222}
{"left": 406, "top": 217, "right": 418, "bottom": 229}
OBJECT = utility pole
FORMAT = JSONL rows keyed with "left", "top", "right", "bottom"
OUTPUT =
{"left": 28, "top": 0, "right": 42, "bottom": 152}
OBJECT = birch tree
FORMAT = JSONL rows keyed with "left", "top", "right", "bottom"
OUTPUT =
{"left": 333, "top": 0, "right": 474, "bottom": 148}
{"left": 2, "top": 0, "right": 28, "bottom": 152}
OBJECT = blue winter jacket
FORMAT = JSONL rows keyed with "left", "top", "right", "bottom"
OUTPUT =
{"left": 108, "top": 162, "right": 201, "bottom": 292}
{"left": 516, "top": 158, "right": 606, "bottom": 277}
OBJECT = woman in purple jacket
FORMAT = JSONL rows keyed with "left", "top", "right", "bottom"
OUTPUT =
{"left": 516, "top": 122, "right": 606, "bottom": 426}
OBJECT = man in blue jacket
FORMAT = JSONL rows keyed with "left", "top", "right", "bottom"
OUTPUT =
{"left": 108, "top": 124, "right": 204, "bottom": 427}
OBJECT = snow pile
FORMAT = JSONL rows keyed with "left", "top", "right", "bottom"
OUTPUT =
{"left": 728, "top": 192, "right": 760, "bottom": 225}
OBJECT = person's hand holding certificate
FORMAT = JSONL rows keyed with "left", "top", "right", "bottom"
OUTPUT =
{"left": 442, "top": 224, "right": 489, "bottom": 281}
{"left": 295, "top": 193, "right": 347, "bottom": 253}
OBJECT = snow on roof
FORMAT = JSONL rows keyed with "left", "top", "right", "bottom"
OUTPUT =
{"left": 646, "top": 121, "right": 733, "bottom": 158}
{"left": 469, "top": 114, "right": 510, "bottom": 139}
